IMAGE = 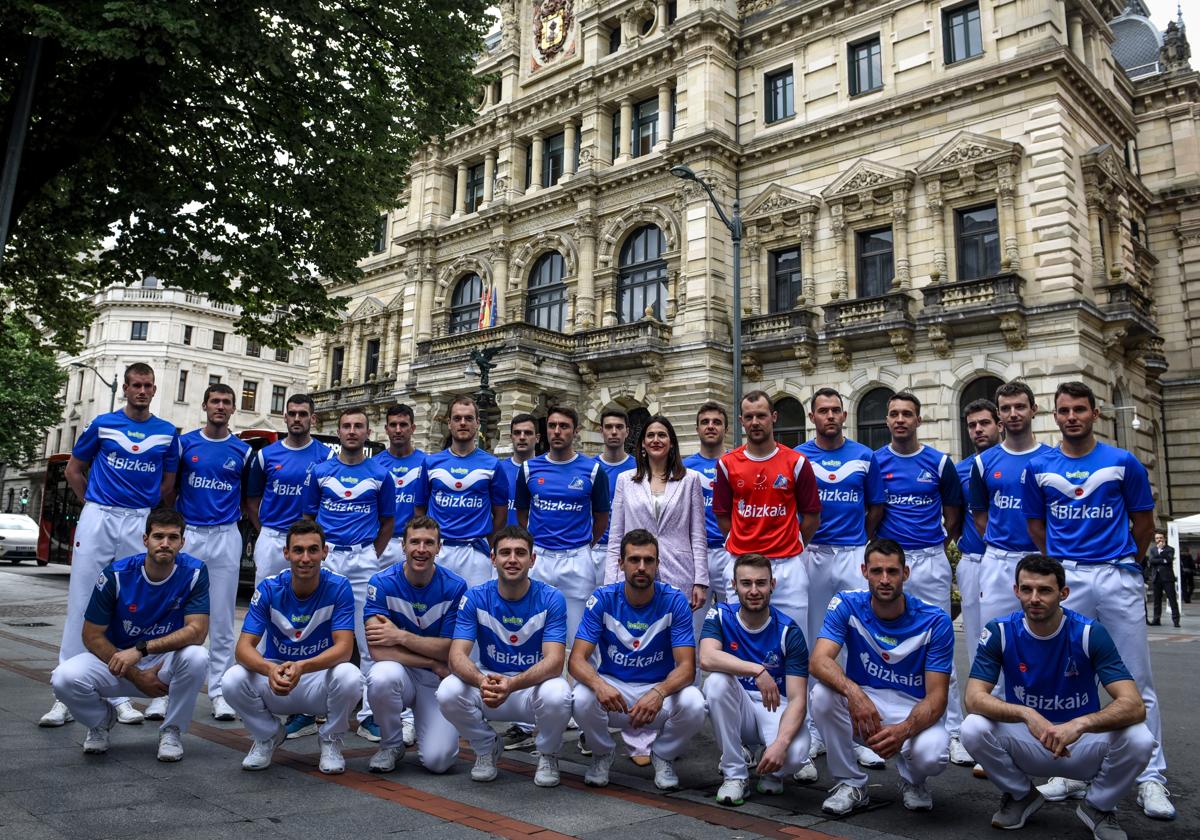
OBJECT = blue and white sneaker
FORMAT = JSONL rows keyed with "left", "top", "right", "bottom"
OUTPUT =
{"left": 356, "top": 715, "right": 382, "bottom": 742}
{"left": 284, "top": 714, "right": 317, "bottom": 740}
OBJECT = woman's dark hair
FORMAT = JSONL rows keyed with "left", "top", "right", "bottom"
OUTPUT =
{"left": 632, "top": 415, "right": 686, "bottom": 482}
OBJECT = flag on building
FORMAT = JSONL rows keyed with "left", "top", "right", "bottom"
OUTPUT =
{"left": 478, "top": 284, "right": 497, "bottom": 329}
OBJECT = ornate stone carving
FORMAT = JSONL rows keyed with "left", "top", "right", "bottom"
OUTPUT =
{"left": 742, "top": 353, "right": 763, "bottom": 382}
{"left": 577, "top": 361, "right": 598, "bottom": 390}
{"left": 641, "top": 352, "right": 664, "bottom": 381}
{"left": 889, "top": 328, "right": 915, "bottom": 363}
{"left": 928, "top": 324, "right": 953, "bottom": 358}
{"left": 829, "top": 338, "right": 851, "bottom": 371}
{"left": 793, "top": 342, "right": 817, "bottom": 375}
{"left": 1000, "top": 313, "right": 1027, "bottom": 350}
{"left": 1161, "top": 19, "right": 1191, "bottom": 70}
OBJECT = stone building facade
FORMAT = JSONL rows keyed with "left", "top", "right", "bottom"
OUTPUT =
{"left": 308, "top": 0, "right": 1199, "bottom": 520}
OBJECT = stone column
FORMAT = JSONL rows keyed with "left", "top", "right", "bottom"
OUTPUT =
{"left": 745, "top": 237, "right": 762, "bottom": 312}
{"left": 799, "top": 212, "right": 816, "bottom": 304}
{"left": 491, "top": 241, "right": 510, "bottom": 324}
{"left": 454, "top": 162, "right": 468, "bottom": 216}
{"left": 656, "top": 0, "right": 669, "bottom": 33}
{"left": 315, "top": 336, "right": 329, "bottom": 389}
{"left": 1068, "top": 14, "right": 1085, "bottom": 63}
{"left": 617, "top": 97, "right": 633, "bottom": 162}
{"left": 575, "top": 213, "right": 597, "bottom": 329}
{"left": 656, "top": 83, "right": 672, "bottom": 147}
{"left": 927, "top": 183, "right": 947, "bottom": 282}
{"left": 1086, "top": 190, "right": 1106, "bottom": 285}
{"left": 416, "top": 272, "right": 435, "bottom": 342}
{"left": 529, "top": 132, "right": 545, "bottom": 192}
{"left": 346, "top": 321, "right": 362, "bottom": 383}
{"left": 997, "top": 163, "right": 1019, "bottom": 270}
{"left": 892, "top": 190, "right": 910, "bottom": 289}
{"left": 483, "top": 151, "right": 496, "bottom": 205}
{"left": 831, "top": 206, "right": 848, "bottom": 299}
{"left": 563, "top": 120, "right": 578, "bottom": 177}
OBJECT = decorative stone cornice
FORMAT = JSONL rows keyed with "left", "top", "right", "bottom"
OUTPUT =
{"left": 742, "top": 183, "right": 822, "bottom": 222}
{"left": 821, "top": 158, "right": 914, "bottom": 204}
{"left": 916, "top": 130, "right": 1023, "bottom": 184}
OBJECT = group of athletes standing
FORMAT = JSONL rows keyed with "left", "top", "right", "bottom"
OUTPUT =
{"left": 40, "top": 362, "right": 1175, "bottom": 839}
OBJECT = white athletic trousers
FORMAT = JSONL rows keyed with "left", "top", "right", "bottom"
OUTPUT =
{"left": 1060, "top": 559, "right": 1166, "bottom": 784}
{"left": 705, "top": 673, "right": 810, "bottom": 781}
{"left": 956, "top": 552, "right": 983, "bottom": 666}
{"left": 184, "top": 522, "right": 242, "bottom": 700}
{"left": 902, "top": 544, "right": 963, "bottom": 737}
{"left": 52, "top": 647, "right": 208, "bottom": 733}
{"left": 325, "top": 543, "right": 380, "bottom": 721}
{"left": 810, "top": 682, "right": 949, "bottom": 788}
{"left": 977, "top": 546, "right": 1026, "bottom": 631}
{"left": 590, "top": 545, "right": 608, "bottom": 594}
{"left": 377, "top": 536, "right": 404, "bottom": 570}
{"left": 436, "top": 674, "right": 572, "bottom": 756}
{"left": 222, "top": 662, "right": 362, "bottom": 741}
{"left": 436, "top": 543, "right": 494, "bottom": 588}
{"left": 252, "top": 526, "right": 289, "bottom": 586}
{"left": 572, "top": 676, "right": 706, "bottom": 761}
{"left": 530, "top": 545, "right": 595, "bottom": 643}
{"left": 707, "top": 547, "right": 734, "bottom": 604}
{"left": 366, "top": 661, "right": 458, "bottom": 773}
{"left": 960, "top": 714, "right": 1156, "bottom": 812}
{"left": 804, "top": 544, "right": 866, "bottom": 649}
{"left": 767, "top": 553, "right": 809, "bottom": 635}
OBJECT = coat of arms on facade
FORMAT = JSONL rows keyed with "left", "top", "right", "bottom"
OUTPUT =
{"left": 531, "top": 0, "right": 576, "bottom": 72}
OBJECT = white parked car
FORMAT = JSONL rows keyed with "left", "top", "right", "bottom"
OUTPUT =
{"left": 0, "top": 514, "right": 39, "bottom": 564}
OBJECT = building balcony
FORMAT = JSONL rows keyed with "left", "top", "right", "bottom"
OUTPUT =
{"left": 96, "top": 286, "right": 240, "bottom": 315}
{"left": 312, "top": 377, "right": 397, "bottom": 413}
{"left": 573, "top": 320, "right": 671, "bottom": 366}
{"left": 917, "top": 272, "right": 1027, "bottom": 354}
{"left": 1100, "top": 280, "right": 1158, "bottom": 347}
{"left": 741, "top": 307, "right": 820, "bottom": 374}
{"left": 413, "top": 322, "right": 576, "bottom": 368}
{"left": 821, "top": 290, "right": 917, "bottom": 369}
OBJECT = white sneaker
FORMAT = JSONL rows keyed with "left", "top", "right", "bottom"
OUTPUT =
{"left": 369, "top": 746, "right": 404, "bottom": 773}
{"left": 242, "top": 725, "right": 286, "bottom": 770}
{"left": 83, "top": 706, "right": 117, "bottom": 754}
{"left": 792, "top": 761, "right": 818, "bottom": 784}
{"left": 1037, "top": 777, "right": 1088, "bottom": 801}
{"left": 211, "top": 696, "right": 237, "bottom": 721}
{"left": 756, "top": 774, "right": 784, "bottom": 796}
{"left": 39, "top": 700, "right": 73, "bottom": 727}
{"left": 716, "top": 777, "right": 748, "bottom": 806}
{"left": 651, "top": 752, "right": 680, "bottom": 791}
{"left": 471, "top": 740, "right": 502, "bottom": 782}
{"left": 948, "top": 735, "right": 973, "bottom": 766}
{"left": 534, "top": 753, "right": 560, "bottom": 787}
{"left": 822, "top": 782, "right": 870, "bottom": 816}
{"left": 1136, "top": 781, "right": 1176, "bottom": 820}
{"left": 854, "top": 743, "right": 886, "bottom": 768}
{"left": 318, "top": 738, "right": 345, "bottom": 774}
{"left": 585, "top": 751, "right": 616, "bottom": 787}
{"left": 900, "top": 781, "right": 933, "bottom": 811}
{"left": 401, "top": 718, "right": 416, "bottom": 747}
{"left": 808, "top": 738, "right": 826, "bottom": 759}
{"left": 157, "top": 726, "right": 184, "bottom": 762}
{"left": 114, "top": 700, "right": 144, "bottom": 725}
{"left": 144, "top": 696, "right": 168, "bottom": 721}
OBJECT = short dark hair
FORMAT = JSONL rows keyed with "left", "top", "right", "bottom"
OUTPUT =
{"left": 1054, "top": 381, "right": 1096, "bottom": 409}
{"left": 741, "top": 389, "right": 774, "bottom": 412}
{"left": 864, "top": 537, "right": 906, "bottom": 567}
{"left": 403, "top": 514, "right": 440, "bottom": 540}
{"left": 995, "top": 380, "right": 1036, "bottom": 408}
{"left": 286, "top": 394, "right": 316, "bottom": 413}
{"left": 1154, "top": 528, "right": 1167, "bottom": 537}
{"left": 620, "top": 528, "right": 659, "bottom": 558}
{"left": 810, "top": 387, "right": 844, "bottom": 410}
{"left": 338, "top": 406, "right": 368, "bottom": 424}
{"left": 144, "top": 507, "right": 185, "bottom": 535}
{"left": 123, "top": 362, "right": 155, "bottom": 383}
{"left": 286, "top": 519, "right": 325, "bottom": 547}
{"left": 547, "top": 405, "right": 579, "bottom": 429}
{"left": 510, "top": 412, "right": 538, "bottom": 431}
{"left": 203, "top": 382, "right": 235, "bottom": 404}
{"left": 964, "top": 398, "right": 999, "bottom": 423}
{"left": 733, "top": 553, "right": 772, "bottom": 574}
{"left": 695, "top": 401, "right": 728, "bottom": 426}
{"left": 492, "top": 524, "right": 534, "bottom": 552}
{"left": 1015, "top": 553, "right": 1066, "bottom": 589}
{"left": 449, "top": 395, "right": 478, "bottom": 418}
{"left": 888, "top": 391, "right": 921, "bottom": 414}
{"left": 386, "top": 404, "right": 415, "bottom": 423}
{"left": 600, "top": 407, "right": 628, "bottom": 426}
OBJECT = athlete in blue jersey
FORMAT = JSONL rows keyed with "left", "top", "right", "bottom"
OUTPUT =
{"left": 1020, "top": 381, "right": 1170, "bottom": 819}
{"left": 245, "top": 393, "right": 333, "bottom": 585}
{"left": 570, "top": 529, "right": 705, "bottom": 791}
{"left": 810, "top": 538, "right": 953, "bottom": 815}
{"left": 961, "top": 555, "right": 1154, "bottom": 836}
{"left": 51, "top": 509, "right": 210, "bottom": 761}
{"left": 374, "top": 404, "right": 427, "bottom": 570}
{"left": 954, "top": 398, "right": 1000, "bottom": 674}
{"left": 364, "top": 515, "right": 467, "bottom": 774}
{"left": 590, "top": 408, "right": 635, "bottom": 585}
{"left": 497, "top": 413, "right": 540, "bottom": 527}
{"left": 416, "top": 396, "right": 507, "bottom": 587}
{"left": 684, "top": 401, "right": 732, "bottom": 604}
{"left": 437, "top": 525, "right": 572, "bottom": 788}
{"left": 700, "top": 552, "right": 812, "bottom": 806}
{"left": 223, "top": 520, "right": 362, "bottom": 774}
{"left": 173, "top": 383, "right": 252, "bottom": 722}
{"left": 44, "top": 362, "right": 180, "bottom": 728}
{"left": 517, "top": 406, "right": 609, "bottom": 641}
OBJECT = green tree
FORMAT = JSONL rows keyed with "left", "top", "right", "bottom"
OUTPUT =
{"left": 0, "top": 0, "right": 492, "bottom": 351}
{"left": 0, "top": 315, "right": 67, "bottom": 465}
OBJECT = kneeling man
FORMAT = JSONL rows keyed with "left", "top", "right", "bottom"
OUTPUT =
{"left": 223, "top": 520, "right": 362, "bottom": 774}
{"left": 437, "top": 525, "right": 572, "bottom": 787}
{"left": 570, "top": 529, "right": 705, "bottom": 791}
{"left": 810, "top": 538, "right": 953, "bottom": 815}
{"left": 364, "top": 515, "right": 467, "bottom": 773}
{"left": 52, "top": 508, "right": 209, "bottom": 761}
{"left": 961, "top": 554, "right": 1154, "bottom": 840}
{"left": 701, "top": 552, "right": 812, "bottom": 805}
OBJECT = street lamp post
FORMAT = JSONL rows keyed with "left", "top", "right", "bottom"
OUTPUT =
{"left": 466, "top": 346, "right": 501, "bottom": 449}
{"left": 670, "top": 164, "right": 744, "bottom": 445}
{"left": 71, "top": 362, "right": 117, "bottom": 413}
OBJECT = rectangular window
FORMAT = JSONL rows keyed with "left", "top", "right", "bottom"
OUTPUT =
{"left": 373, "top": 213, "right": 388, "bottom": 253}
{"left": 182, "top": 325, "right": 193, "bottom": 345}
{"left": 176, "top": 370, "right": 188, "bottom": 403}
{"left": 632, "top": 98, "right": 658, "bottom": 157}
{"left": 130, "top": 321, "right": 148, "bottom": 341}
{"left": 271, "top": 385, "right": 286, "bottom": 414}
{"left": 611, "top": 110, "right": 621, "bottom": 160}
{"left": 212, "top": 330, "right": 225, "bottom": 351}
{"left": 608, "top": 25, "right": 621, "bottom": 54}
{"left": 209, "top": 374, "right": 221, "bottom": 386}
{"left": 856, "top": 227, "right": 895, "bottom": 298}
{"left": 543, "top": 132, "right": 565, "bottom": 187}
{"left": 944, "top": 2, "right": 983, "bottom": 64}
{"left": 364, "top": 338, "right": 381, "bottom": 379}
{"left": 667, "top": 1, "right": 677, "bottom": 23}
{"left": 70, "top": 426, "right": 78, "bottom": 448}
{"left": 275, "top": 347, "right": 290, "bottom": 363}
{"left": 54, "top": 428, "right": 62, "bottom": 454}
{"left": 241, "top": 380, "right": 257, "bottom": 412}
{"left": 768, "top": 247, "right": 803, "bottom": 312}
{"left": 330, "top": 346, "right": 345, "bottom": 386}
{"left": 849, "top": 37, "right": 883, "bottom": 95}
{"left": 465, "top": 162, "right": 485, "bottom": 212}
{"left": 955, "top": 203, "right": 1000, "bottom": 280}
{"left": 764, "top": 68, "right": 795, "bottom": 123}
{"left": 246, "top": 339, "right": 260, "bottom": 358}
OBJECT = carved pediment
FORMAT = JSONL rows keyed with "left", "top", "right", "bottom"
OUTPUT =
{"left": 1081, "top": 144, "right": 1127, "bottom": 190}
{"left": 917, "top": 131, "right": 1023, "bottom": 179}
{"left": 350, "top": 296, "right": 385, "bottom": 320}
{"left": 743, "top": 184, "right": 822, "bottom": 220}
{"left": 822, "top": 159, "right": 914, "bottom": 202}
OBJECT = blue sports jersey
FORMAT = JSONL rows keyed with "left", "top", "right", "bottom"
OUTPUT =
{"left": 452, "top": 579, "right": 567, "bottom": 676}
{"left": 594, "top": 454, "right": 635, "bottom": 545}
{"left": 245, "top": 439, "right": 334, "bottom": 532}
{"left": 867, "top": 445, "right": 963, "bottom": 549}
{"left": 85, "top": 552, "right": 209, "bottom": 649}
{"left": 302, "top": 457, "right": 395, "bottom": 546}
{"left": 422, "top": 448, "right": 507, "bottom": 549}
{"left": 819, "top": 589, "right": 954, "bottom": 700}
{"left": 968, "top": 443, "right": 1053, "bottom": 552}
{"left": 175, "top": 431, "right": 252, "bottom": 527}
{"left": 1021, "top": 442, "right": 1155, "bottom": 565}
{"left": 496, "top": 457, "right": 522, "bottom": 526}
{"left": 242, "top": 568, "right": 356, "bottom": 661}
{"left": 970, "top": 608, "right": 1132, "bottom": 724}
{"left": 683, "top": 453, "right": 725, "bottom": 548}
{"left": 797, "top": 438, "right": 873, "bottom": 546}
{"left": 515, "top": 454, "right": 609, "bottom": 551}
{"left": 364, "top": 564, "right": 467, "bottom": 646}
{"left": 72, "top": 411, "right": 180, "bottom": 508}
{"left": 576, "top": 581, "right": 694, "bottom": 684}
{"left": 701, "top": 602, "right": 808, "bottom": 696}
{"left": 373, "top": 448, "right": 427, "bottom": 536}
{"left": 955, "top": 456, "right": 986, "bottom": 556}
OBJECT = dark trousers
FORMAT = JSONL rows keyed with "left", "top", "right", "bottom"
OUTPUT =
{"left": 1152, "top": 577, "right": 1180, "bottom": 623}
{"left": 1182, "top": 572, "right": 1194, "bottom": 603}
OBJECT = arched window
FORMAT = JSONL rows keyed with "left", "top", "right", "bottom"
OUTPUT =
{"left": 449, "top": 273, "right": 482, "bottom": 334}
{"left": 959, "top": 375, "right": 1004, "bottom": 457}
{"left": 617, "top": 225, "right": 667, "bottom": 324}
{"left": 525, "top": 253, "right": 567, "bottom": 332}
{"left": 774, "top": 397, "right": 806, "bottom": 448}
{"left": 857, "top": 387, "right": 894, "bottom": 451}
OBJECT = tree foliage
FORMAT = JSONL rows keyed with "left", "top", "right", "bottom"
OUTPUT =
{"left": 0, "top": 0, "right": 492, "bottom": 351}
{"left": 0, "top": 315, "right": 67, "bottom": 464}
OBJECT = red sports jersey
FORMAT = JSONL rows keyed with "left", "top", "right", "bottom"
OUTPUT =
{"left": 713, "top": 445, "right": 820, "bottom": 559}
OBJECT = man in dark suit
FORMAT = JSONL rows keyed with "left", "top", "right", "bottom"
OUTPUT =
{"left": 1146, "top": 531, "right": 1180, "bottom": 628}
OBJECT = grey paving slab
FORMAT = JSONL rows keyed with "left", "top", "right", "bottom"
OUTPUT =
{"left": 37, "top": 798, "right": 247, "bottom": 840}
{"left": 253, "top": 802, "right": 448, "bottom": 836}
{"left": 576, "top": 812, "right": 774, "bottom": 840}
{"left": 0, "top": 817, "right": 72, "bottom": 840}
{"left": 483, "top": 784, "right": 672, "bottom": 835}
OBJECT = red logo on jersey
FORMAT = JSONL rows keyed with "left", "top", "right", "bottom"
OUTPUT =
{"left": 537, "top": 478, "right": 545, "bottom": 485}
{"left": 397, "top": 478, "right": 404, "bottom": 486}
{"left": 131, "top": 445, "right": 140, "bottom": 452}
{"left": 509, "top": 634, "right": 518, "bottom": 643}
{"left": 1019, "top": 662, "right": 1028, "bottom": 672}
{"left": 885, "top": 472, "right": 894, "bottom": 479}
{"left": 455, "top": 481, "right": 463, "bottom": 489}
{"left": 632, "top": 640, "right": 640, "bottom": 649}
{"left": 881, "top": 652, "right": 890, "bottom": 661}
{"left": 994, "top": 471, "right": 1002, "bottom": 478}
{"left": 295, "top": 631, "right": 303, "bottom": 639}
{"left": 191, "top": 455, "right": 199, "bottom": 462}
{"left": 729, "top": 642, "right": 738, "bottom": 651}
{"left": 828, "top": 473, "right": 837, "bottom": 480}
{"left": 1074, "top": 488, "right": 1084, "bottom": 497}
{"left": 344, "top": 491, "right": 352, "bottom": 497}
{"left": 275, "top": 464, "right": 283, "bottom": 470}
{"left": 128, "top": 603, "right": 138, "bottom": 613}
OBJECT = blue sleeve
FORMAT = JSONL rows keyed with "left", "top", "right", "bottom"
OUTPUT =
{"left": 575, "top": 591, "right": 604, "bottom": 645}
{"left": 162, "top": 430, "right": 181, "bottom": 472}
{"left": 183, "top": 566, "right": 210, "bottom": 616}
{"left": 515, "top": 464, "right": 531, "bottom": 512}
{"left": 866, "top": 456, "right": 885, "bottom": 505}
{"left": 817, "top": 595, "right": 851, "bottom": 645}
{"left": 784, "top": 624, "right": 809, "bottom": 678}
{"left": 968, "top": 621, "right": 1004, "bottom": 684}
{"left": 242, "top": 583, "right": 270, "bottom": 637}
{"left": 83, "top": 565, "right": 118, "bottom": 627}
{"left": 591, "top": 466, "right": 610, "bottom": 513}
{"left": 452, "top": 591, "right": 478, "bottom": 642}
{"left": 331, "top": 579, "right": 356, "bottom": 632}
{"left": 543, "top": 588, "right": 568, "bottom": 645}
{"left": 245, "top": 450, "right": 266, "bottom": 497}
{"left": 699, "top": 607, "right": 723, "bottom": 643}
{"left": 968, "top": 459, "right": 988, "bottom": 514}
{"left": 940, "top": 458, "right": 963, "bottom": 506}
{"left": 439, "top": 579, "right": 468, "bottom": 639}
{"left": 376, "top": 469, "right": 396, "bottom": 519}
{"left": 301, "top": 466, "right": 320, "bottom": 516}
{"left": 669, "top": 592, "right": 695, "bottom": 648}
{"left": 363, "top": 573, "right": 387, "bottom": 621}
{"left": 1121, "top": 452, "right": 1155, "bottom": 513}
{"left": 1021, "top": 465, "right": 1044, "bottom": 520}
{"left": 924, "top": 613, "right": 955, "bottom": 674}
{"left": 489, "top": 462, "right": 508, "bottom": 508}
{"left": 411, "top": 464, "right": 428, "bottom": 508}
{"left": 1088, "top": 623, "right": 1134, "bottom": 686}
{"left": 72, "top": 419, "right": 102, "bottom": 463}
{"left": 419, "top": 456, "right": 432, "bottom": 508}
